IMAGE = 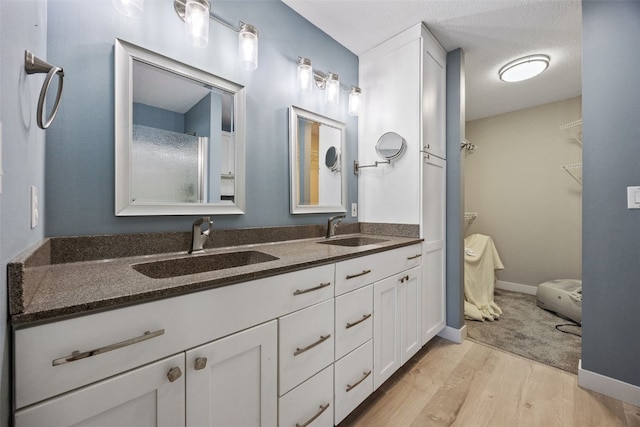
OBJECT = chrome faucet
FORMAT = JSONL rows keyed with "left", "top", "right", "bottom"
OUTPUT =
{"left": 326, "top": 214, "right": 346, "bottom": 238}
{"left": 189, "top": 217, "right": 214, "bottom": 254}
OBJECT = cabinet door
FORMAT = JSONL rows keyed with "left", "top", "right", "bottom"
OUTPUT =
{"left": 373, "top": 275, "right": 400, "bottom": 390}
{"left": 15, "top": 354, "right": 185, "bottom": 427}
{"left": 400, "top": 267, "right": 421, "bottom": 364}
{"left": 220, "top": 131, "right": 235, "bottom": 175}
{"left": 421, "top": 34, "right": 446, "bottom": 159}
{"left": 422, "top": 154, "right": 446, "bottom": 345}
{"left": 186, "top": 321, "right": 277, "bottom": 427}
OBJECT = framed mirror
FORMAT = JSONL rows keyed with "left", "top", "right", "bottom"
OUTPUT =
{"left": 289, "top": 106, "right": 347, "bottom": 214}
{"left": 114, "top": 39, "right": 246, "bottom": 215}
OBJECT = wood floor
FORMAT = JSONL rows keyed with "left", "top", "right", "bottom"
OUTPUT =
{"left": 339, "top": 337, "right": 640, "bottom": 427}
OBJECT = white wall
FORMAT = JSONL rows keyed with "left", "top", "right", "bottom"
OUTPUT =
{"left": 465, "top": 97, "right": 582, "bottom": 287}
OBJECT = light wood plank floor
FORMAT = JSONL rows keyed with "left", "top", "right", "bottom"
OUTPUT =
{"left": 340, "top": 337, "right": 640, "bottom": 427}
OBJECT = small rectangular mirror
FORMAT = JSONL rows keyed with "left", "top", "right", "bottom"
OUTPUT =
{"left": 289, "top": 106, "right": 347, "bottom": 214}
{"left": 114, "top": 39, "right": 246, "bottom": 215}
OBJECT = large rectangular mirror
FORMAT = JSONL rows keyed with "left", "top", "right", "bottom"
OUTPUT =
{"left": 115, "top": 39, "right": 245, "bottom": 215}
{"left": 289, "top": 106, "right": 347, "bottom": 214}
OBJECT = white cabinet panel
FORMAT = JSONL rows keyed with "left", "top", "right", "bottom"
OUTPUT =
{"left": 335, "top": 285, "right": 373, "bottom": 360}
{"left": 279, "top": 299, "right": 334, "bottom": 395}
{"left": 278, "top": 365, "right": 334, "bottom": 427}
{"left": 400, "top": 267, "right": 421, "bottom": 364}
{"left": 334, "top": 340, "right": 373, "bottom": 424}
{"left": 15, "top": 354, "right": 185, "bottom": 427}
{"left": 186, "top": 321, "right": 277, "bottom": 427}
{"left": 422, "top": 41, "right": 446, "bottom": 160}
{"left": 373, "top": 275, "right": 400, "bottom": 390}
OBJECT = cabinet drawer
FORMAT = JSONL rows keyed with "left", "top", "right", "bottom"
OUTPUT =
{"left": 278, "top": 299, "right": 334, "bottom": 395}
{"left": 334, "top": 340, "right": 373, "bottom": 424}
{"left": 279, "top": 365, "right": 333, "bottom": 427}
{"left": 14, "top": 264, "right": 334, "bottom": 409}
{"left": 335, "top": 285, "right": 373, "bottom": 360}
{"left": 335, "top": 244, "right": 422, "bottom": 295}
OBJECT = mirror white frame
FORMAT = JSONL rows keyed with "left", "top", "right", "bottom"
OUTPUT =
{"left": 289, "top": 106, "right": 347, "bottom": 214}
{"left": 114, "top": 38, "right": 246, "bottom": 216}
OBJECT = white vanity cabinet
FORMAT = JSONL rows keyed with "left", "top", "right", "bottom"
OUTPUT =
{"left": 373, "top": 266, "right": 422, "bottom": 390}
{"left": 186, "top": 321, "right": 277, "bottom": 427}
{"left": 14, "top": 353, "right": 186, "bottom": 427}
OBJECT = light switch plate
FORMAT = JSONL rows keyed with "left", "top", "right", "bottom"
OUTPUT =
{"left": 627, "top": 186, "right": 640, "bottom": 209}
{"left": 31, "top": 185, "right": 39, "bottom": 228}
{"left": 351, "top": 203, "right": 358, "bottom": 217}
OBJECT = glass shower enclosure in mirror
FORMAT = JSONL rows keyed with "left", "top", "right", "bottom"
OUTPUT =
{"left": 289, "top": 106, "right": 347, "bottom": 214}
{"left": 114, "top": 39, "right": 245, "bottom": 215}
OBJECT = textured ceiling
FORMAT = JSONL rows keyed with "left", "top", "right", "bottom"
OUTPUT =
{"left": 282, "top": 0, "right": 582, "bottom": 121}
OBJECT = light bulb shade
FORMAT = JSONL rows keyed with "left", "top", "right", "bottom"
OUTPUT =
{"left": 185, "top": 0, "right": 210, "bottom": 48}
{"left": 113, "top": 0, "right": 144, "bottom": 17}
{"left": 297, "top": 57, "right": 313, "bottom": 94}
{"left": 326, "top": 72, "right": 340, "bottom": 106}
{"left": 348, "top": 86, "right": 361, "bottom": 116}
{"left": 499, "top": 54, "right": 550, "bottom": 82}
{"left": 239, "top": 23, "right": 258, "bottom": 70}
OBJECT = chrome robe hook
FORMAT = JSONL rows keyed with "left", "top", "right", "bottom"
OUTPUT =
{"left": 24, "top": 50, "right": 65, "bottom": 130}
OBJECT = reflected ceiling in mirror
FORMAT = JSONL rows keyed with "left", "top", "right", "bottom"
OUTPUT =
{"left": 114, "top": 39, "right": 246, "bottom": 216}
{"left": 289, "top": 106, "right": 347, "bottom": 214}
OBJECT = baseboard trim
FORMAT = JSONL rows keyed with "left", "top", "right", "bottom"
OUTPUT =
{"left": 437, "top": 325, "right": 467, "bottom": 344}
{"left": 496, "top": 280, "right": 537, "bottom": 295}
{"left": 578, "top": 359, "right": 640, "bottom": 407}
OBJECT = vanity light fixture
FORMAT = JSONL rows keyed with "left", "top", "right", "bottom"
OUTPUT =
{"left": 499, "top": 54, "right": 550, "bottom": 82}
{"left": 348, "top": 86, "right": 361, "bottom": 116}
{"left": 112, "top": 0, "right": 144, "bottom": 17}
{"left": 174, "top": 0, "right": 259, "bottom": 70}
{"left": 296, "top": 56, "right": 361, "bottom": 114}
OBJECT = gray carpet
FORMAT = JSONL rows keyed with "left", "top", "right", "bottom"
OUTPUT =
{"left": 465, "top": 289, "right": 582, "bottom": 374}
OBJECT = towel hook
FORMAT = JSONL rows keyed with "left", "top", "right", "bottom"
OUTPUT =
{"left": 24, "top": 50, "right": 65, "bottom": 130}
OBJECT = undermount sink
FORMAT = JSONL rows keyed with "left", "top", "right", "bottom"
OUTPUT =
{"left": 317, "top": 236, "right": 389, "bottom": 247}
{"left": 132, "top": 251, "right": 279, "bottom": 279}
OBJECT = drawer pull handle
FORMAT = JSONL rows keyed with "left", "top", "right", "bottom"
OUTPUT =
{"left": 346, "top": 370, "right": 372, "bottom": 392}
{"left": 52, "top": 329, "right": 165, "bottom": 366}
{"left": 407, "top": 253, "right": 422, "bottom": 260}
{"left": 293, "top": 282, "right": 331, "bottom": 296}
{"left": 346, "top": 269, "right": 371, "bottom": 280}
{"left": 346, "top": 313, "right": 372, "bottom": 329}
{"left": 167, "top": 366, "right": 182, "bottom": 383}
{"left": 294, "top": 334, "right": 331, "bottom": 356}
{"left": 194, "top": 357, "right": 208, "bottom": 370}
{"left": 295, "top": 403, "right": 330, "bottom": 427}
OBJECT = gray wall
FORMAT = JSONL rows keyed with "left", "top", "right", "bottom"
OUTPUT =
{"left": 0, "top": 1, "right": 48, "bottom": 423}
{"left": 45, "top": 0, "right": 359, "bottom": 236}
{"left": 582, "top": 1, "right": 640, "bottom": 387}
{"left": 446, "top": 48, "right": 465, "bottom": 330}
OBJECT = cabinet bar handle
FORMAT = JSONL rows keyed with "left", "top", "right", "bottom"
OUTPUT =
{"left": 346, "top": 370, "right": 372, "bottom": 392}
{"left": 52, "top": 329, "right": 165, "bottom": 366}
{"left": 346, "top": 313, "right": 372, "bottom": 329}
{"left": 294, "top": 334, "right": 331, "bottom": 356}
{"left": 295, "top": 403, "right": 330, "bottom": 427}
{"left": 399, "top": 275, "right": 410, "bottom": 283}
{"left": 293, "top": 282, "right": 331, "bottom": 296}
{"left": 407, "top": 253, "right": 422, "bottom": 260}
{"left": 346, "top": 269, "right": 371, "bottom": 280}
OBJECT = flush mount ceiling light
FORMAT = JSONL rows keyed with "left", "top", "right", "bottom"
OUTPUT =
{"left": 499, "top": 54, "right": 550, "bottom": 82}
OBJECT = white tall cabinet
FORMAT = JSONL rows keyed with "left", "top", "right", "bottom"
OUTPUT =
{"left": 359, "top": 23, "right": 447, "bottom": 347}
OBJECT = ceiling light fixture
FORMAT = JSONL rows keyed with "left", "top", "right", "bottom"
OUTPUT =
{"left": 174, "top": 0, "right": 259, "bottom": 70}
{"left": 499, "top": 54, "right": 550, "bottom": 82}
{"left": 112, "top": 0, "right": 144, "bottom": 17}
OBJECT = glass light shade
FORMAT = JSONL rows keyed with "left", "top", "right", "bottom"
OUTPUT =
{"left": 297, "top": 57, "right": 313, "bottom": 94}
{"left": 239, "top": 23, "right": 259, "bottom": 70}
{"left": 499, "top": 54, "right": 550, "bottom": 82}
{"left": 348, "top": 86, "right": 361, "bottom": 116}
{"left": 185, "top": 0, "right": 210, "bottom": 48}
{"left": 326, "top": 72, "right": 340, "bottom": 106}
{"left": 113, "top": 0, "right": 144, "bottom": 17}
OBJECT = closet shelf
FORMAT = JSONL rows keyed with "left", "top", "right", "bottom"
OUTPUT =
{"left": 561, "top": 163, "right": 582, "bottom": 186}
{"left": 464, "top": 212, "right": 477, "bottom": 224}
{"left": 560, "top": 119, "right": 583, "bottom": 146}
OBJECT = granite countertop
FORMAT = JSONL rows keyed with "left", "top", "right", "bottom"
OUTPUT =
{"left": 9, "top": 223, "right": 421, "bottom": 326}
